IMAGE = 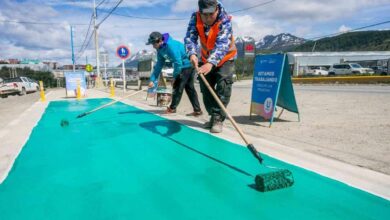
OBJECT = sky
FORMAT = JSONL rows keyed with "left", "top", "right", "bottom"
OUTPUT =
{"left": 0, "top": 0, "right": 389, "bottom": 66}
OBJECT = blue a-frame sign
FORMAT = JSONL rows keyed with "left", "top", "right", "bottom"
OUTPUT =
{"left": 250, "top": 53, "right": 300, "bottom": 127}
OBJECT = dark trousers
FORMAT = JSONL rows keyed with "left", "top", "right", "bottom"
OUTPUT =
{"left": 170, "top": 67, "right": 201, "bottom": 112}
{"left": 198, "top": 61, "right": 235, "bottom": 122}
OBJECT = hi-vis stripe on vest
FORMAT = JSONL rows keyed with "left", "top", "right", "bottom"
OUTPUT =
{"left": 196, "top": 12, "right": 237, "bottom": 67}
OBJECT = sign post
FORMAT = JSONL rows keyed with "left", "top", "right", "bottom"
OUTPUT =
{"left": 243, "top": 41, "right": 255, "bottom": 77}
{"left": 116, "top": 45, "right": 130, "bottom": 93}
{"left": 250, "top": 53, "right": 299, "bottom": 127}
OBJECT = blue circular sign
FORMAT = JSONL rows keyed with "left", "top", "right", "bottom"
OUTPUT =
{"left": 116, "top": 45, "right": 130, "bottom": 60}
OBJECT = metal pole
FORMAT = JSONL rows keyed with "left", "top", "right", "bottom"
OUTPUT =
{"left": 311, "top": 41, "right": 317, "bottom": 52}
{"left": 122, "top": 59, "right": 126, "bottom": 93}
{"left": 70, "top": 25, "right": 75, "bottom": 71}
{"left": 93, "top": 0, "right": 101, "bottom": 79}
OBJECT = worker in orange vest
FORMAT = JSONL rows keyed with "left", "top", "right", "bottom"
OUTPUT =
{"left": 184, "top": 0, "right": 237, "bottom": 133}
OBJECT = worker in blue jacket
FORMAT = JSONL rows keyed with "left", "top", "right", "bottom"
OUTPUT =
{"left": 147, "top": 32, "right": 202, "bottom": 116}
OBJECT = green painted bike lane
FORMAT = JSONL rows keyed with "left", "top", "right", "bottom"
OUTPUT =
{"left": 0, "top": 99, "right": 389, "bottom": 219}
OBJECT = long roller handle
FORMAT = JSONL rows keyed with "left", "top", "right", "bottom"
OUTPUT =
{"left": 77, "top": 89, "right": 146, "bottom": 118}
{"left": 198, "top": 73, "right": 263, "bottom": 164}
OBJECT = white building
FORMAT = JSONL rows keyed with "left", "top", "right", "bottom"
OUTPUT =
{"left": 287, "top": 51, "right": 390, "bottom": 76}
{"left": 0, "top": 63, "right": 52, "bottom": 72}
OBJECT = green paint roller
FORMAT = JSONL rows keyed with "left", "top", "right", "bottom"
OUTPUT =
{"left": 198, "top": 72, "right": 294, "bottom": 192}
{"left": 61, "top": 89, "right": 147, "bottom": 127}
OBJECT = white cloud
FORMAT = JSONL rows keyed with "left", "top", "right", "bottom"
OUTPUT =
{"left": 172, "top": 0, "right": 197, "bottom": 12}
{"left": 1, "top": 0, "right": 389, "bottom": 65}
{"left": 232, "top": 15, "right": 282, "bottom": 39}
{"left": 338, "top": 25, "right": 352, "bottom": 33}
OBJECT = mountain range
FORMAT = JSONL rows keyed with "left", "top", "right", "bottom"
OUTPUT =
{"left": 123, "top": 49, "right": 155, "bottom": 69}
{"left": 236, "top": 33, "right": 307, "bottom": 57}
{"left": 291, "top": 30, "right": 390, "bottom": 52}
{"left": 123, "top": 30, "right": 390, "bottom": 66}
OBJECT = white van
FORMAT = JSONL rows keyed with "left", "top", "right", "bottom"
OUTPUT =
{"left": 328, "top": 63, "right": 374, "bottom": 75}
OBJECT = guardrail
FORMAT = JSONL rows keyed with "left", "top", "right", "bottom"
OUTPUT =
{"left": 292, "top": 76, "right": 390, "bottom": 84}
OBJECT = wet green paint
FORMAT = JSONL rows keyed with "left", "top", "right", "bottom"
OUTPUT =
{"left": 0, "top": 98, "right": 389, "bottom": 219}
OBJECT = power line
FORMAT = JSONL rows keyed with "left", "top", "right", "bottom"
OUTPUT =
{"left": 230, "top": 0, "right": 275, "bottom": 14}
{"left": 76, "top": 14, "right": 94, "bottom": 58}
{"left": 96, "top": 0, "right": 107, "bottom": 8}
{"left": 97, "top": 0, "right": 276, "bottom": 21}
{"left": 309, "top": 20, "right": 390, "bottom": 40}
{"left": 97, "top": 0, "right": 123, "bottom": 26}
{"left": 75, "top": 29, "right": 95, "bottom": 62}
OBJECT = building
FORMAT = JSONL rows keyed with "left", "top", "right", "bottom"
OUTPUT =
{"left": 287, "top": 51, "right": 390, "bottom": 76}
{"left": 0, "top": 63, "right": 52, "bottom": 72}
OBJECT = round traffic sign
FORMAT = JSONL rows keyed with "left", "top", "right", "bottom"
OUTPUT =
{"left": 85, "top": 64, "right": 93, "bottom": 72}
{"left": 116, "top": 45, "right": 131, "bottom": 60}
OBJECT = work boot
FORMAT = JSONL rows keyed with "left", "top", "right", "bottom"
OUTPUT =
{"left": 164, "top": 107, "right": 176, "bottom": 114}
{"left": 210, "top": 120, "right": 223, "bottom": 133}
{"left": 204, "top": 121, "right": 213, "bottom": 129}
{"left": 186, "top": 111, "right": 203, "bottom": 117}
{"left": 203, "top": 116, "right": 214, "bottom": 129}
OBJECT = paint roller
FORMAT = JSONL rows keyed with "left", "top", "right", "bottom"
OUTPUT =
{"left": 197, "top": 72, "right": 294, "bottom": 192}
{"left": 61, "top": 88, "right": 147, "bottom": 127}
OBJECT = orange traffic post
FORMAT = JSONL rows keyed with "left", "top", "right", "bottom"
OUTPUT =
{"left": 110, "top": 78, "right": 115, "bottom": 97}
{"left": 39, "top": 81, "right": 46, "bottom": 102}
{"left": 76, "top": 79, "right": 81, "bottom": 100}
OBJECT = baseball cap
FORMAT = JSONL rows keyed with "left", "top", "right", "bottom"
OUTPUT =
{"left": 198, "top": 0, "right": 217, "bottom": 14}
{"left": 146, "top": 32, "right": 162, "bottom": 45}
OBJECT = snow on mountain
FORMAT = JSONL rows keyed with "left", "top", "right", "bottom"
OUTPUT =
{"left": 123, "top": 49, "right": 156, "bottom": 69}
{"left": 236, "top": 33, "right": 306, "bottom": 57}
{"left": 255, "top": 33, "right": 306, "bottom": 51}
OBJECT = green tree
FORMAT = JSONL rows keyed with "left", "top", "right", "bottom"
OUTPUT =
{"left": 0, "top": 67, "right": 57, "bottom": 87}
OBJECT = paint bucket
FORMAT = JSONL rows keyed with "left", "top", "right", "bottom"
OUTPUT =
{"left": 156, "top": 87, "right": 172, "bottom": 107}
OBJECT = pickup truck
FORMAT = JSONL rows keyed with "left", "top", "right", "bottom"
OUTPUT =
{"left": 305, "top": 66, "right": 329, "bottom": 76}
{"left": 0, "top": 77, "right": 39, "bottom": 98}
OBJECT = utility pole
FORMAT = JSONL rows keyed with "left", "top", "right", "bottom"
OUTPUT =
{"left": 93, "top": 0, "right": 101, "bottom": 79}
{"left": 70, "top": 25, "right": 76, "bottom": 71}
{"left": 312, "top": 41, "right": 317, "bottom": 52}
{"left": 100, "top": 51, "right": 108, "bottom": 82}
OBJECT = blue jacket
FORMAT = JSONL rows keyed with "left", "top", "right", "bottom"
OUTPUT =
{"left": 150, "top": 33, "right": 191, "bottom": 82}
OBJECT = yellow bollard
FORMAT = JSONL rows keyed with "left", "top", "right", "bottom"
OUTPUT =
{"left": 110, "top": 78, "right": 115, "bottom": 97}
{"left": 76, "top": 79, "right": 81, "bottom": 100}
{"left": 39, "top": 81, "right": 46, "bottom": 102}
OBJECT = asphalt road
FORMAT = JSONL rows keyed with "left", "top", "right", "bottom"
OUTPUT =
{"left": 0, "top": 92, "right": 40, "bottom": 130}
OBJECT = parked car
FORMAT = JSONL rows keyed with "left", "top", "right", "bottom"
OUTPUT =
{"left": 371, "top": 66, "right": 388, "bottom": 75}
{"left": 305, "top": 66, "right": 329, "bottom": 76}
{"left": 0, "top": 76, "right": 39, "bottom": 98}
{"left": 328, "top": 63, "right": 374, "bottom": 76}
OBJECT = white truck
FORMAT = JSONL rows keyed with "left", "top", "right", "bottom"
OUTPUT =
{"left": 305, "top": 66, "right": 329, "bottom": 76}
{"left": 0, "top": 76, "right": 39, "bottom": 98}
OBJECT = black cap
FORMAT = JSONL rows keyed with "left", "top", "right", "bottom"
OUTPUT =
{"left": 146, "top": 32, "right": 162, "bottom": 45}
{"left": 198, "top": 0, "right": 217, "bottom": 13}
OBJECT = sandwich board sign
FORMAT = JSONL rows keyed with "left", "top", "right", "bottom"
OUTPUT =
{"left": 250, "top": 53, "right": 299, "bottom": 127}
{"left": 65, "top": 71, "right": 87, "bottom": 97}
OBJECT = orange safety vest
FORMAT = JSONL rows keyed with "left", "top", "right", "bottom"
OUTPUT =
{"left": 196, "top": 12, "right": 237, "bottom": 67}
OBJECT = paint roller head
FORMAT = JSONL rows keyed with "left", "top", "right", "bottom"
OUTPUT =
{"left": 255, "top": 169, "right": 294, "bottom": 192}
{"left": 60, "top": 119, "right": 69, "bottom": 127}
